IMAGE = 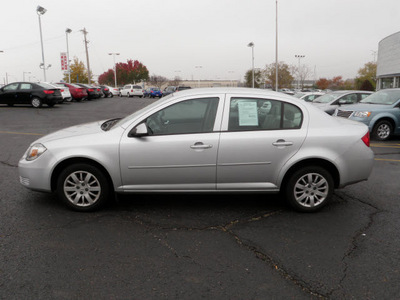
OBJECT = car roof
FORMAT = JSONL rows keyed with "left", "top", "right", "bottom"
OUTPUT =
{"left": 166, "top": 87, "right": 301, "bottom": 101}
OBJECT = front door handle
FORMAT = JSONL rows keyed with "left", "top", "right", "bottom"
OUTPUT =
{"left": 190, "top": 142, "right": 213, "bottom": 150}
{"left": 272, "top": 139, "right": 293, "bottom": 147}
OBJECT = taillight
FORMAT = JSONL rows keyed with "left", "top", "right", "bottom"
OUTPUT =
{"left": 88, "top": 88, "right": 94, "bottom": 92}
{"left": 104, "top": 88, "right": 109, "bottom": 91}
{"left": 361, "top": 131, "right": 370, "bottom": 147}
{"left": 44, "top": 90, "right": 54, "bottom": 94}
{"left": 131, "top": 89, "right": 134, "bottom": 92}
{"left": 60, "top": 89, "right": 64, "bottom": 92}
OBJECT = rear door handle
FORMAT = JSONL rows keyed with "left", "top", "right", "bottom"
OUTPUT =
{"left": 272, "top": 139, "right": 293, "bottom": 147}
{"left": 190, "top": 142, "right": 213, "bottom": 150}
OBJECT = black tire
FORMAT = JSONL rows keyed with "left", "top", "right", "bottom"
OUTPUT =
{"left": 285, "top": 166, "right": 333, "bottom": 212}
{"left": 56, "top": 163, "right": 111, "bottom": 212}
{"left": 7, "top": 103, "right": 14, "bottom": 107}
{"left": 31, "top": 98, "right": 42, "bottom": 108}
{"left": 372, "top": 120, "right": 392, "bottom": 141}
{"left": 127, "top": 93, "right": 130, "bottom": 98}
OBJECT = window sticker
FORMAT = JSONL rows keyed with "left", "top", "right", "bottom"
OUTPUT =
{"left": 238, "top": 101, "right": 258, "bottom": 126}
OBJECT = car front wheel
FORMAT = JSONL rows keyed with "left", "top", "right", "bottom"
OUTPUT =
{"left": 31, "top": 98, "right": 42, "bottom": 108}
{"left": 285, "top": 166, "right": 333, "bottom": 212}
{"left": 372, "top": 120, "right": 392, "bottom": 141}
{"left": 56, "top": 163, "right": 111, "bottom": 212}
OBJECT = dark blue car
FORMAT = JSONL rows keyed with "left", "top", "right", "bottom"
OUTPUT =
{"left": 143, "top": 87, "right": 162, "bottom": 98}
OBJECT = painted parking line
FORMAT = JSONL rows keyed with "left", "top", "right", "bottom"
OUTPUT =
{"left": 370, "top": 143, "right": 400, "bottom": 149}
{"left": 0, "top": 131, "right": 44, "bottom": 136}
{"left": 374, "top": 158, "right": 400, "bottom": 162}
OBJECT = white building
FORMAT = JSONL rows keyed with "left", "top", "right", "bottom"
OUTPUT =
{"left": 377, "top": 31, "right": 400, "bottom": 90}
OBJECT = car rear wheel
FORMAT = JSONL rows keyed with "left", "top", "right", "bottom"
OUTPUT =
{"left": 127, "top": 93, "right": 130, "bottom": 98}
{"left": 372, "top": 120, "right": 392, "bottom": 141}
{"left": 31, "top": 98, "right": 42, "bottom": 108}
{"left": 56, "top": 163, "right": 111, "bottom": 212}
{"left": 285, "top": 166, "right": 333, "bottom": 212}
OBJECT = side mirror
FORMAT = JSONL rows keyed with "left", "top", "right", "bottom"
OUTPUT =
{"left": 128, "top": 123, "right": 148, "bottom": 138}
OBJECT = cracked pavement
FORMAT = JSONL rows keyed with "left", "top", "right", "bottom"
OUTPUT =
{"left": 1, "top": 99, "right": 400, "bottom": 299}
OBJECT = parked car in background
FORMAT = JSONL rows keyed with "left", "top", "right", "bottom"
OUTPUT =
{"left": 334, "top": 88, "right": 400, "bottom": 141}
{"left": 279, "top": 88, "right": 295, "bottom": 95}
{"left": 107, "top": 86, "right": 119, "bottom": 97}
{"left": 143, "top": 87, "right": 162, "bottom": 98}
{"left": 19, "top": 87, "right": 374, "bottom": 213}
{"left": 44, "top": 82, "right": 72, "bottom": 102}
{"left": 100, "top": 85, "right": 117, "bottom": 97}
{"left": 311, "top": 90, "right": 373, "bottom": 115}
{"left": 75, "top": 83, "right": 101, "bottom": 100}
{"left": 119, "top": 84, "right": 143, "bottom": 97}
{"left": 294, "top": 92, "right": 325, "bottom": 102}
{"left": 0, "top": 82, "right": 63, "bottom": 108}
{"left": 162, "top": 86, "right": 192, "bottom": 97}
{"left": 56, "top": 82, "right": 88, "bottom": 102}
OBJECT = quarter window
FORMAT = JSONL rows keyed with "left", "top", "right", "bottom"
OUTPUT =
{"left": 146, "top": 97, "right": 219, "bottom": 135}
{"left": 20, "top": 84, "right": 32, "bottom": 90}
{"left": 228, "top": 98, "right": 302, "bottom": 131}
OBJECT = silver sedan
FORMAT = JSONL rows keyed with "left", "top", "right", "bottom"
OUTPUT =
{"left": 19, "top": 88, "right": 374, "bottom": 212}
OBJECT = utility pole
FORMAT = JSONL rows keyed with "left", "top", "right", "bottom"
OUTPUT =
{"left": 81, "top": 28, "right": 91, "bottom": 84}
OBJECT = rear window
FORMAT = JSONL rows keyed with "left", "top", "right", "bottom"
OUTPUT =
{"left": 132, "top": 85, "right": 142, "bottom": 89}
{"left": 37, "top": 83, "right": 56, "bottom": 89}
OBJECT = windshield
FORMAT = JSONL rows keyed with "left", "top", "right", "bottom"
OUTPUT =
{"left": 312, "top": 92, "right": 344, "bottom": 103}
{"left": 360, "top": 89, "right": 400, "bottom": 105}
{"left": 112, "top": 93, "right": 174, "bottom": 128}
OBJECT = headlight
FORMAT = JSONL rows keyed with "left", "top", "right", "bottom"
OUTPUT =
{"left": 26, "top": 143, "right": 47, "bottom": 161}
{"left": 353, "top": 111, "right": 371, "bottom": 118}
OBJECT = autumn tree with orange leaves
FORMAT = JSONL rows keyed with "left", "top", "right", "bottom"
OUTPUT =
{"left": 98, "top": 59, "right": 149, "bottom": 86}
{"left": 315, "top": 76, "right": 347, "bottom": 90}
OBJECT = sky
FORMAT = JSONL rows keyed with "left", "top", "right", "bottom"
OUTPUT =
{"left": 1, "top": 0, "right": 399, "bottom": 84}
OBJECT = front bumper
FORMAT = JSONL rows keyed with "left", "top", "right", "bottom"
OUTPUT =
{"left": 18, "top": 152, "right": 56, "bottom": 193}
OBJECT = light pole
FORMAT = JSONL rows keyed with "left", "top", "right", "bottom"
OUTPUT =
{"left": 195, "top": 66, "right": 202, "bottom": 87}
{"left": 275, "top": 0, "right": 279, "bottom": 91}
{"left": 247, "top": 42, "right": 255, "bottom": 88}
{"left": 23, "top": 72, "right": 31, "bottom": 81}
{"left": 108, "top": 53, "right": 120, "bottom": 88}
{"left": 65, "top": 28, "right": 72, "bottom": 83}
{"left": 36, "top": 5, "right": 48, "bottom": 82}
{"left": 295, "top": 54, "right": 305, "bottom": 89}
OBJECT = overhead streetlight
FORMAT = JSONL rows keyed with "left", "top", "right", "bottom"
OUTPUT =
{"left": 108, "top": 53, "right": 120, "bottom": 88}
{"left": 37, "top": 5, "right": 48, "bottom": 81}
{"left": 247, "top": 42, "right": 255, "bottom": 88}
{"left": 65, "top": 28, "right": 72, "bottom": 83}
{"left": 295, "top": 54, "right": 305, "bottom": 89}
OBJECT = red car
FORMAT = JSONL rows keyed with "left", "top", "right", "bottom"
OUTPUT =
{"left": 56, "top": 83, "right": 88, "bottom": 102}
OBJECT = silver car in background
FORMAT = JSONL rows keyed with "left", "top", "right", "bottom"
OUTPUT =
{"left": 312, "top": 90, "right": 373, "bottom": 115}
{"left": 19, "top": 88, "right": 374, "bottom": 212}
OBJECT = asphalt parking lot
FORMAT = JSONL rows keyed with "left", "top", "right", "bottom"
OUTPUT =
{"left": 1, "top": 97, "right": 400, "bottom": 299}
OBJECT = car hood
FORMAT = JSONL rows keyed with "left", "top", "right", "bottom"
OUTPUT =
{"left": 337, "top": 103, "right": 391, "bottom": 111}
{"left": 35, "top": 120, "right": 105, "bottom": 144}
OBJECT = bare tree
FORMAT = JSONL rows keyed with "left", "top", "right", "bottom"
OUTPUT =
{"left": 168, "top": 76, "right": 181, "bottom": 87}
{"left": 148, "top": 75, "right": 168, "bottom": 89}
